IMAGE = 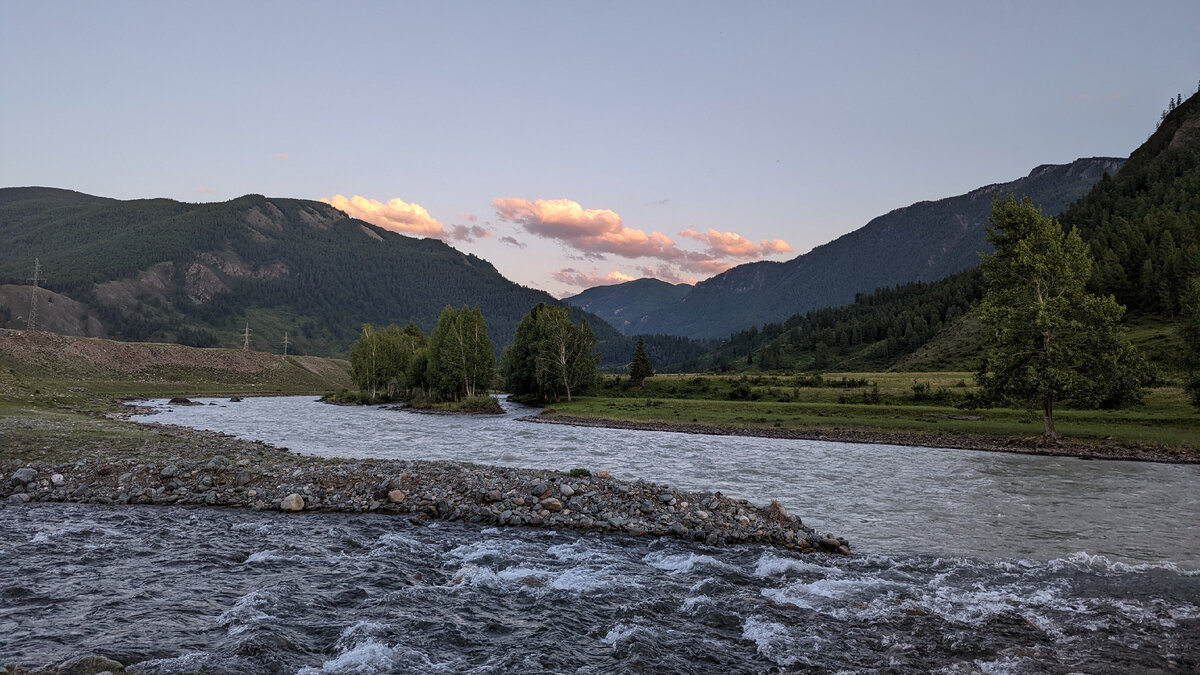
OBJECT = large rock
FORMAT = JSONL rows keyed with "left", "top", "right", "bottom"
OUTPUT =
{"left": 280, "top": 493, "right": 305, "bottom": 511}
{"left": 387, "top": 490, "right": 406, "bottom": 503}
{"left": 10, "top": 467, "right": 37, "bottom": 485}
{"left": 56, "top": 653, "right": 127, "bottom": 675}
{"left": 539, "top": 497, "right": 563, "bottom": 512}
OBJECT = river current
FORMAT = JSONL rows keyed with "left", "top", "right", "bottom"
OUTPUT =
{"left": 1, "top": 395, "right": 1197, "bottom": 673}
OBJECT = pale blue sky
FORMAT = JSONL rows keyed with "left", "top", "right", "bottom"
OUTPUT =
{"left": 2, "top": 1, "right": 1198, "bottom": 296}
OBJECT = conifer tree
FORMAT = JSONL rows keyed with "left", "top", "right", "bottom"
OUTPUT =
{"left": 629, "top": 336, "right": 654, "bottom": 388}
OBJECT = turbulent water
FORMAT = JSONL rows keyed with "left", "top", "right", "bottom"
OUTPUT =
{"left": 2, "top": 395, "right": 1198, "bottom": 673}
{"left": 2, "top": 503, "right": 1197, "bottom": 673}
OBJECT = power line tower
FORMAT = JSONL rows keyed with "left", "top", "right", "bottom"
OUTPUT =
{"left": 242, "top": 321, "right": 252, "bottom": 350}
{"left": 27, "top": 258, "right": 43, "bottom": 331}
{"left": 282, "top": 332, "right": 291, "bottom": 356}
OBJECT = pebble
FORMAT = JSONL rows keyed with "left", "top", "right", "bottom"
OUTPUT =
{"left": 0, "top": 425, "right": 848, "bottom": 555}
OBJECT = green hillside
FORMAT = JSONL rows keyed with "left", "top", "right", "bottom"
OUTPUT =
{"left": 620, "top": 157, "right": 1121, "bottom": 339}
{"left": 707, "top": 91, "right": 1199, "bottom": 375}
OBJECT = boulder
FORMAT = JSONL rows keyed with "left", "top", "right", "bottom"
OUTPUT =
{"left": 56, "top": 654, "right": 126, "bottom": 675}
{"left": 539, "top": 497, "right": 563, "bottom": 512}
{"left": 387, "top": 490, "right": 406, "bottom": 503}
{"left": 280, "top": 493, "right": 305, "bottom": 511}
{"left": 10, "top": 467, "right": 37, "bottom": 485}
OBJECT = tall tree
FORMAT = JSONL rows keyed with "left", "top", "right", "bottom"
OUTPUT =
{"left": 1179, "top": 275, "right": 1200, "bottom": 411}
{"left": 975, "top": 196, "right": 1145, "bottom": 438}
{"left": 628, "top": 335, "right": 654, "bottom": 388}
{"left": 427, "top": 305, "right": 495, "bottom": 400}
{"left": 503, "top": 303, "right": 598, "bottom": 402}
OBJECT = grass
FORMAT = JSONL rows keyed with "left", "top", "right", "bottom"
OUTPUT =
{"left": 550, "top": 372, "right": 1200, "bottom": 451}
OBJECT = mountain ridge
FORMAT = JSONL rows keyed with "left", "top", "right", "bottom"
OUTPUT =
{"left": 575, "top": 157, "right": 1123, "bottom": 339}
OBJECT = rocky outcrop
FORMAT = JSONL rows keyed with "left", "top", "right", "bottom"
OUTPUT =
{"left": 0, "top": 425, "right": 849, "bottom": 555}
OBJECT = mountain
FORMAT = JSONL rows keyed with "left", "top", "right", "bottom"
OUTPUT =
{"left": 705, "top": 91, "right": 1200, "bottom": 374}
{"left": 563, "top": 278, "right": 692, "bottom": 333}
{"left": 599, "top": 157, "right": 1123, "bottom": 339}
{"left": 0, "top": 188, "right": 585, "bottom": 356}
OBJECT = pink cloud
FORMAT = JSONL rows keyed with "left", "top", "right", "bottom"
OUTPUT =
{"left": 322, "top": 194, "right": 483, "bottom": 242}
{"left": 551, "top": 268, "right": 638, "bottom": 289}
{"left": 494, "top": 196, "right": 792, "bottom": 284}
{"left": 678, "top": 227, "right": 793, "bottom": 259}
{"left": 493, "top": 198, "right": 676, "bottom": 259}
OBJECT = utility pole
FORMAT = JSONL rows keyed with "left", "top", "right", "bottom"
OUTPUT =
{"left": 282, "top": 332, "right": 291, "bottom": 356}
{"left": 27, "top": 258, "right": 42, "bottom": 331}
{"left": 242, "top": 322, "right": 251, "bottom": 350}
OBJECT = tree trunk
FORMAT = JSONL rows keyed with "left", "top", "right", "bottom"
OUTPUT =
{"left": 1042, "top": 398, "right": 1057, "bottom": 439}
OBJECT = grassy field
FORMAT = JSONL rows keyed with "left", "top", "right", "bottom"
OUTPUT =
{"left": 544, "top": 372, "right": 1200, "bottom": 452}
{"left": 0, "top": 330, "right": 354, "bottom": 462}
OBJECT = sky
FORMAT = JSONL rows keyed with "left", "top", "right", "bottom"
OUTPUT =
{"left": 2, "top": 1, "right": 1198, "bottom": 297}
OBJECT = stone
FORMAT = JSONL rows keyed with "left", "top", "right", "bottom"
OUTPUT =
{"left": 229, "top": 396, "right": 243, "bottom": 402}
{"left": 595, "top": 470, "right": 611, "bottom": 478}
{"left": 657, "top": 493, "right": 674, "bottom": 504}
{"left": 560, "top": 484, "right": 575, "bottom": 498}
{"left": 280, "top": 493, "right": 305, "bottom": 511}
{"left": 160, "top": 464, "right": 178, "bottom": 479}
{"left": 167, "top": 397, "right": 197, "bottom": 405}
{"left": 539, "top": 497, "right": 563, "bottom": 512}
{"left": 235, "top": 469, "right": 252, "bottom": 486}
{"left": 51, "top": 473, "right": 66, "bottom": 487}
{"left": 7, "top": 493, "right": 31, "bottom": 503}
{"left": 387, "top": 490, "right": 406, "bottom": 503}
{"left": 10, "top": 467, "right": 37, "bottom": 485}
{"left": 483, "top": 489, "right": 503, "bottom": 502}
{"left": 55, "top": 653, "right": 126, "bottom": 675}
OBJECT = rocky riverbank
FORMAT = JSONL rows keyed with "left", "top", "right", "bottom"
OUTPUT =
{"left": 524, "top": 415, "right": 1200, "bottom": 464}
{"left": 0, "top": 420, "right": 849, "bottom": 555}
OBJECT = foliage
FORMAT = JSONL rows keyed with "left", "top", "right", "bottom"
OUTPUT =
{"left": 1059, "top": 92, "right": 1200, "bottom": 316}
{"left": 502, "top": 303, "right": 598, "bottom": 402}
{"left": 628, "top": 336, "right": 654, "bottom": 387}
{"left": 348, "top": 322, "right": 426, "bottom": 401}
{"left": 1179, "top": 276, "right": 1200, "bottom": 411}
{"left": 568, "top": 468, "right": 592, "bottom": 477}
{"left": 973, "top": 196, "right": 1145, "bottom": 437}
{"left": 426, "top": 305, "right": 495, "bottom": 401}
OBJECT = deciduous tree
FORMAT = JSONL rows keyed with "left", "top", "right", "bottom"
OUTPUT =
{"left": 975, "top": 196, "right": 1145, "bottom": 438}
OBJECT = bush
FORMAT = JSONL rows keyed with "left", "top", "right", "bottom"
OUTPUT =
{"left": 568, "top": 468, "right": 591, "bottom": 477}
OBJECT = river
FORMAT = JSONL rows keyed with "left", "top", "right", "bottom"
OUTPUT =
{"left": 1, "top": 395, "right": 1196, "bottom": 673}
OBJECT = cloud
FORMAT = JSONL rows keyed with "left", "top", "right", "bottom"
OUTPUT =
{"left": 494, "top": 196, "right": 792, "bottom": 283}
{"left": 493, "top": 197, "right": 676, "bottom": 259}
{"left": 448, "top": 223, "right": 492, "bottom": 242}
{"left": 551, "top": 268, "right": 637, "bottom": 289}
{"left": 196, "top": 187, "right": 215, "bottom": 195}
{"left": 323, "top": 194, "right": 444, "bottom": 237}
{"left": 273, "top": 153, "right": 289, "bottom": 160}
{"left": 638, "top": 265, "right": 697, "bottom": 286}
{"left": 678, "top": 227, "right": 793, "bottom": 259}
{"left": 500, "top": 236, "right": 527, "bottom": 249}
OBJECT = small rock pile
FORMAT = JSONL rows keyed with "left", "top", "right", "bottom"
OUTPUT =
{"left": 1, "top": 428, "right": 850, "bottom": 555}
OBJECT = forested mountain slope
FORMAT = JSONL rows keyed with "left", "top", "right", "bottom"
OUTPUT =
{"left": 564, "top": 278, "right": 691, "bottom": 334}
{"left": 611, "top": 158, "right": 1121, "bottom": 339}
{"left": 0, "top": 188, "right": 585, "bottom": 356}
{"left": 700, "top": 91, "right": 1200, "bottom": 373}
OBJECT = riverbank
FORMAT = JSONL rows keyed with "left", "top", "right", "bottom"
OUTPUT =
{"left": 524, "top": 414, "right": 1200, "bottom": 464}
{"left": 0, "top": 410, "right": 848, "bottom": 555}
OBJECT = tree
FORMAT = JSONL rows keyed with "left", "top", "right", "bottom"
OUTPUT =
{"left": 502, "top": 303, "right": 598, "bottom": 402}
{"left": 628, "top": 336, "right": 654, "bottom": 388}
{"left": 426, "top": 305, "right": 495, "bottom": 400}
{"left": 975, "top": 196, "right": 1145, "bottom": 438}
{"left": 347, "top": 322, "right": 428, "bottom": 402}
{"left": 1179, "top": 275, "right": 1200, "bottom": 411}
